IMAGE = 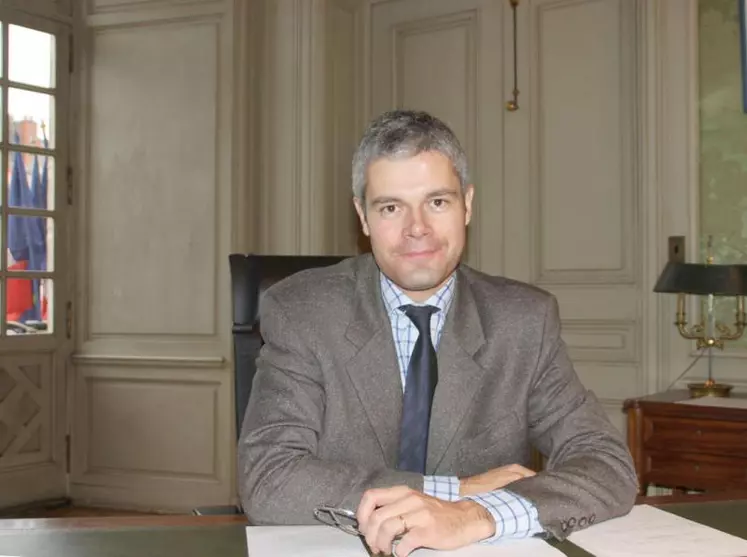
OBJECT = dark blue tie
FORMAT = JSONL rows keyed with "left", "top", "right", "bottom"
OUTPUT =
{"left": 398, "top": 304, "right": 439, "bottom": 474}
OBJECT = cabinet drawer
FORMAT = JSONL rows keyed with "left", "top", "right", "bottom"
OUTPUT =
{"left": 644, "top": 416, "right": 747, "bottom": 458}
{"left": 646, "top": 451, "right": 747, "bottom": 491}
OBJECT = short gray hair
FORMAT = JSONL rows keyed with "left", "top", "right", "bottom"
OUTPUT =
{"left": 351, "top": 109, "right": 470, "bottom": 201}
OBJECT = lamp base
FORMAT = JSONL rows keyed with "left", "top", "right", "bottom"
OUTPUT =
{"left": 687, "top": 380, "right": 733, "bottom": 398}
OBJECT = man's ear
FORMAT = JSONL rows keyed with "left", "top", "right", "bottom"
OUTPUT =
{"left": 463, "top": 184, "right": 475, "bottom": 226}
{"left": 353, "top": 197, "right": 370, "bottom": 237}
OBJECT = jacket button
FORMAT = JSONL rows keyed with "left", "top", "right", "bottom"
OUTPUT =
{"left": 579, "top": 517, "right": 588, "bottom": 528}
{"left": 589, "top": 514, "right": 596, "bottom": 524}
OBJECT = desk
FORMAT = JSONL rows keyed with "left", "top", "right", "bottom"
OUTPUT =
{"left": 624, "top": 390, "right": 747, "bottom": 495}
{"left": 1, "top": 496, "right": 746, "bottom": 557}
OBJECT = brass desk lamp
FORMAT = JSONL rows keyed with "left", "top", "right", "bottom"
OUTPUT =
{"left": 654, "top": 237, "right": 747, "bottom": 397}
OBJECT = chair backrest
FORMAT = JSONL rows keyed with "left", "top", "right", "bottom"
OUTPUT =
{"left": 228, "top": 254, "right": 348, "bottom": 439}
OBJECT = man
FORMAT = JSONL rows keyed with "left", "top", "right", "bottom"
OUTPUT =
{"left": 238, "top": 109, "right": 637, "bottom": 556}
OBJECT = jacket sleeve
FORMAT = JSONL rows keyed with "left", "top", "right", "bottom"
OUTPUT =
{"left": 237, "top": 291, "right": 422, "bottom": 525}
{"left": 504, "top": 295, "right": 638, "bottom": 540}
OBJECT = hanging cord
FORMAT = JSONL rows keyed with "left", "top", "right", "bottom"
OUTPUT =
{"left": 506, "top": 0, "right": 520, "bottom": 111}
{"left": 665, "top": 346, "right": 707, "bottom": 391}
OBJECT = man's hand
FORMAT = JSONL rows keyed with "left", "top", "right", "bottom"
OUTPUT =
{"left": 356, "top": 486, "right": 495, "bottom": 556}
{"left": 459, "top": 464, "right": 536, "bottom": 497}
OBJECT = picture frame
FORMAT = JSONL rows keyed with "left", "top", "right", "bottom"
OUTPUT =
{"left": 741, "top": 0, "right": 747, "bottom": 112}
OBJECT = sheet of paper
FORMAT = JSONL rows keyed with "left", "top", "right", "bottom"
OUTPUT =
{"left": 675, "top": 396, "right": 747, "bottom": 409}
{"left": 245, "top": 525, "right": 565, "bottom": 557}
{"left": 414, "top": 539, "right": 566, "bottom": 557}
{"left": 568, "top": 504, "right": 747, "bottom": 557}
{"left": 246, "top": 525, "right": 367, "bottom": 557}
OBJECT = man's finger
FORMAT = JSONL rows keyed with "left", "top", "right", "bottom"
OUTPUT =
{"left": 391, "top": 510, "right": 433, "bottom": 557}
{"left": 507, "top": 464, "right": 536, "bottom": 477}
{"left": 370, "top": 513, "right": 411, "bottom": 554}
{"left": 357, "top": 485, "right": 414, "bottom": 525}
{"left": 364, "top": 496, "right": 425, "bottom": 553}
{"left": 393, "top": 530, "right": 424, "bottom": 557}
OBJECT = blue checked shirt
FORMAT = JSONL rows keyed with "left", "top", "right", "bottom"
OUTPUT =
{"left": 380, "top": 272, "right": 543, "bottom": 543}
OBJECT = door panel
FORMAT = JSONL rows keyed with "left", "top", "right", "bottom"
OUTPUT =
{"left": 0, "top": 353, "right": 66, "bottom": 507}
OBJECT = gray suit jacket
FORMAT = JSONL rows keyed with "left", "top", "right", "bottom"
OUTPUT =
{"left": 238, "top": 254, "right": 637, "bottom": 540}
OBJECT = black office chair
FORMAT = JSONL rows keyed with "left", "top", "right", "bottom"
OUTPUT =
{"left": 192, "top": 254, "right": 347, "bottom": 515}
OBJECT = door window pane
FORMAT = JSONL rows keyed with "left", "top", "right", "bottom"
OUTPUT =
{"left": 6, "top": 151, "right": 53, "bottom": 210}
{"left": 9, "top": 89, "right": 54, "bottom": 149}
{"left": 9, "top": 25, "right": 54, "bottom": 89}
{"left": 6, "top": 213, "right": 53, "bottom": 335}
{"left": 6, "top": 277, "right": 52, "bottom": 334}
{"left": 6, "top": 215, "right": 53, "bottom": 272}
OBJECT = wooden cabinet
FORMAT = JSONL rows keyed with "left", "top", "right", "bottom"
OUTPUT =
{"left": 624, "top": 390, "right": 747, "bottom": 495}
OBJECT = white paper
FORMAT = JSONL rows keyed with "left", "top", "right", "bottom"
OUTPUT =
{"left": 568, "top": 504, "right": 747, "bottom": 557}
{"left": 246, "top": 525, "right": 367, "bottom": 557}
{"left": 412, "top": 539, "right": 566, "bottom": 556}
{"left": 245, "top": 525, "right": 565, "bottom": 557}
{"left": 675, "top": 397, "right": 747, "bottom": 409}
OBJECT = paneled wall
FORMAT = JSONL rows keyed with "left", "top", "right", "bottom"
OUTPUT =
{"left": 1, "top": 0, "right": 72, "bottom": 19}
{"left": 72, "top": 0, "right": 235, "bottom": 510}
{"left": 255, "top": 0, "right": 364, "bottom": 256}
{"left": 365, "top": 0, "right": 645, "bottom": 432}
{"left": 513, "top": 0, "right": 640, "bottom": 431}
{"left": 70, "top": 0, "right": 699, "bottom": 510}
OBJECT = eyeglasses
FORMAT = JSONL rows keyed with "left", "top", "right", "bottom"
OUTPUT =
{"left": 313, "top": 505, "right": 407, "bottom": 544}
{"left": 313, "top": 506, "right": 363, "bottom": 537}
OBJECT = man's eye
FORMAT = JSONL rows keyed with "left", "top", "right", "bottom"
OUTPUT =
{"left": 432, "top": 198, "right": 448, "bottom": 208}
{"left": 381, "top": 205, "right": 397, "bottom": 214}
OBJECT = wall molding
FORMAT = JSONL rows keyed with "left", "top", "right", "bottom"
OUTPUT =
{"left": 77, "top": 376, "right": 221, "bottom": 479}
{"left": 258, "top": 0, "right": 330, "bottom": 254}
{"left": 232, "top": 0, "right": 262, "bottom": 253}
{"left": 652, "top": 0, "right": 702, "bottom": 392}
{"left": 72, "top": 354, "right": 225, "bottom": 368}
{"left": 0, "top": 0, "right": 73, "bottom": 23}
{"left": 328, "top": 0, "right": 365, "bottom": 255}
{"left": 530, "top": 0, "right": 638, "bottom": 287}
{"left": 563, "top": 320, "right": 639, "bottom": 363}
{"left": 80, "top": 14, "right": 230, "bottom": 354}
{"left": 71, "top": 370, "right": 231, "bottom": 510}
{"left": 86, "top": 1, "right": 224, "bottom": 27}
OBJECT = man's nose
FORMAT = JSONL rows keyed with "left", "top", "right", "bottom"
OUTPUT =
{"left": 405, "top": 208, "right": 431, "bottom": 237}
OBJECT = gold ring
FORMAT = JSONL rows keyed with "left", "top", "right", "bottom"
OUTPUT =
{"left": 399, "top": 515, "right": 408, "bottom": 532}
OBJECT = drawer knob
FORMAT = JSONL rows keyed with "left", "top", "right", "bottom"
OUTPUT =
{"left": 694, "top": 465, "right": 700, "bottom": 472}
{"left": 696, "top": 430, "right": 702, "bottom": 436}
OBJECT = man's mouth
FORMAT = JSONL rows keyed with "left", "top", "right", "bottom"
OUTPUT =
{"left": 399, "top": 247, "right": 440, "bottom": 259}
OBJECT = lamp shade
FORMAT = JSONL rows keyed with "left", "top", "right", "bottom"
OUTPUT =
{"left": 654, "top": 262, "right": 747, "bottom": 296}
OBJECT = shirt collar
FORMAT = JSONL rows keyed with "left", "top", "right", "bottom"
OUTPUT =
{"left": 380, "top": 270, "right": 456, "bottom": 317}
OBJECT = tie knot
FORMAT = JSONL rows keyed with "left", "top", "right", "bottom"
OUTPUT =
{"left": 399, "top": 304, "right": 439, "bottom": 334}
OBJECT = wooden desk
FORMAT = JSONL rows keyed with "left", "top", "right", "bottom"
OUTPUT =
{"left": 624, "top": 390, "right": 747, "bottom": 495}
{"left": 1, "top": 495, "right": 747, "bottom": 557}
{"left": 0, "top": 514, "right": 250, "bottom": 557}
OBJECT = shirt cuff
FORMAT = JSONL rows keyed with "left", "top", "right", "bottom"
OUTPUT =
{"left": 423, "top": 475, "right": 460, "bottom": 502}
{"left": 464, "top": 489, "right": 544, "bottom": 543}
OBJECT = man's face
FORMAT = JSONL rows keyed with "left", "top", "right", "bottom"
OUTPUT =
{"left": 354, "top": 151, "right": 474, "bottom": 302}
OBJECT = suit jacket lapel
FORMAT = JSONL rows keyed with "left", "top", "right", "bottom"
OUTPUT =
{"left": 344, "top": 255, "right": 403, "bottom": 466}
{"left": 428, "top": 267, "right": 487, "bottom": 472}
